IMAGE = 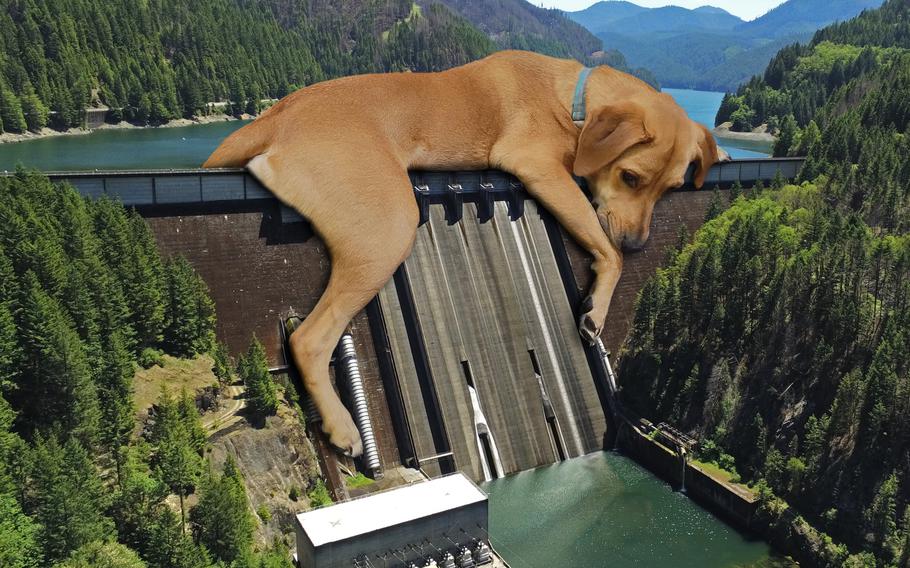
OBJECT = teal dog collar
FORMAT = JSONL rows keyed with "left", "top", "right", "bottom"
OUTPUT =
{"left": 572, "top": 66, "right": 593, "bottom": 122}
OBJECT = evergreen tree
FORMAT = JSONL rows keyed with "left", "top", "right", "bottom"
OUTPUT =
{"left": 15, "top": 272, "right": 99, "bottom": 443}
{"left": 54, "top": 541, "right": 147, "bottom": 568}
{"left": 704, "top": 187, "right": 724, "bottom": 222}
{"left": 0, "top": 298, "right": 20, "bottom": 394}
{"left": 190, "top": 455, "right": 255, "bottom": 565}
{"left": 28, "top": 435, "right": 114, "bottom": 564}
{"left": 110, "top": 448, "right": 168, "bottom": 560}
{"left": 145, "top": 508, "right": 211, "bottom": 568}
{"left": 177, "top": 388, "right": 206, "bottom": 455}
{"left": 20, "top": 92, "right": 49, "bottom": 132}
{"left": 774, "top": 114, "right": 798, "bottom": 157}
{"left": 0, "top": 88, "right": 26, "bottom": 133}
{"left": 238, "top": 337, "right": 278, "bottom": 419}
{"left": 211, "top": 341, "right": 234, "bottom": 386}
{"left": 162, "top": 257, "right": 214, "bottom": 357}
{"left": 97, "top": 330, "right": 136, "bottom": 479}
{"left": 0, "top": 490, "right": 40, "bottom": 568}
{"left": 0, "top": 394, "right": 41, "bottom": 568}
{"left": 150, "top": 389, "right": 203, "bottom": 530}
{"left": 865, "top": 472, "right": 899, "bottom": 555}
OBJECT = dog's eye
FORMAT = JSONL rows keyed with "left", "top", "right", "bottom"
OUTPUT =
{"left": 621, "top": 171, "right": 639, "bottom": 189}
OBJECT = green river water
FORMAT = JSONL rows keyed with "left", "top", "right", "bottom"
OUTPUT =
{"left": 484, "top": 452, "right": 785, "bottom": 567}
{"left": 0, "top": 89, "right": 781, "bottom": 567}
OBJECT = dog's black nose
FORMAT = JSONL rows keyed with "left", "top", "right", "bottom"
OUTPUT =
{"left": 621, "top": 236, "right": 646, "bottom": 252}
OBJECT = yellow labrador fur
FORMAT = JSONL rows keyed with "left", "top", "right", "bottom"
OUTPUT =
{"left": 204, "top": 50, "right": 721, "bottom": 456}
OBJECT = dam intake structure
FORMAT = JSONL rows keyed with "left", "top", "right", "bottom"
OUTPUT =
{"left": 23, "top": 158, "right": 805, "bottom": 487}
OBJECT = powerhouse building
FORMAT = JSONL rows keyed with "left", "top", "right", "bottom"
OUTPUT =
{"left": 295, "top": 474, "right": 489, "bottom": 568}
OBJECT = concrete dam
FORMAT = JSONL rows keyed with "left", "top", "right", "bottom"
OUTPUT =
{"left": 41, "top": 158, "right": 803, "bottom": 485}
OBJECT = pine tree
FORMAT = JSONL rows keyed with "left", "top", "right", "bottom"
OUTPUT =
{"left": 211, "top": 341, "right": 234, "bottom": 386}
{"left": 704, "top": 187, "right": 724, "bottom": 222}
{"left": 150, "top": 389, "right": 203, "bottom": 530}
{"left": 0, "top": 300, "right": 19, "bottom": 394}
{"left": 96, "top": 330, "right": 136, "bottom": 480}
{"left": 0, "top": 394, "right": 41, "bottom": 568}
{"left": 729, "top": 180, "right": 743, "bottom": 202}
{"left": 866, "top": 472, "right": 899, "bottom": 554}
{"left": 238, "top": 336, "right": 278, "bottom": 419}
{"left": 775, "top": 115, "right": 798, "bottom": 157}
{"left": 127, "top": 213, "right": 165, "bottom": 350}
{"left": 15, "top": 272, "right": 99, "bottom": 443}
{"left": 190, "top": 455, "right": 255, "bottom": 564}
{"left": 28, "top": 435, "right": 114, "bottom": 564}
{"left": 162, "top": 257, "right": 214, "bottom": 357}
{"left": 0, "top": 89, "right": 27, "bottom": 133}
{"left": 110, "top": 448, "right": 168, "bottom": 559}
{"left": 177, "top": 388, "right": 206, "bottom": 455}
{"left": 20, "top": 92, "right": 49, "bottom": 132}
{"left": 55, "top": 541, "right": 147, "bottom": 568}
{"left": 146, "top": 508, "right": 211, "bottom": 568}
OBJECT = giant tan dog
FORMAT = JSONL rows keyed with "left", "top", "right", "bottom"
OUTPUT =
{"left": 204, "top": 50, "right": 721, "bottom": 456}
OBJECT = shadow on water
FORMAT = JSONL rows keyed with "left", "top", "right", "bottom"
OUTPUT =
{"left": 482, "top": 452, "right": 792, "bottom": 568}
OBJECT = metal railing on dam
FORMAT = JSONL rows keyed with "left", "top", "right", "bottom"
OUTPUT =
{"left": 15, "top": 157, "right": 804, "bottom": 483}
{"left": 21, "top": 157, "right": 805, "bottom": 224}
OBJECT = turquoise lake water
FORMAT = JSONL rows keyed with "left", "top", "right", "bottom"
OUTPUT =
{"left": 0, "top": 89, "right": 769, "bottom": 172}
{"left": 483, "top": 452, "right": 785, "bottom": 568}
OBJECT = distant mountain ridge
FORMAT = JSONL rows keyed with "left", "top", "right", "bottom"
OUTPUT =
{"left": 567, "top": 0, "right": 885, "bottom": 90}
{"left": 0, "top": 0, "right": 656, "bottom": 134}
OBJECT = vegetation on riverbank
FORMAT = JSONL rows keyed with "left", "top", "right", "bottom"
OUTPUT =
{"left": 621, "top": 3, "right": 910, "bottom": 565}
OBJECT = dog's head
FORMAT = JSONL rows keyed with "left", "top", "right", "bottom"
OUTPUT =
{"left": 573, "top": 94, "right": 724, "bottom": 251}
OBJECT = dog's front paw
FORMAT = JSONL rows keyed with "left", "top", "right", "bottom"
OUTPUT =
{"left": 578, "top": 311, "right": 602, "bottom": 345}
{"left": 322, "top": 406, "right": 363, "bottom": 458}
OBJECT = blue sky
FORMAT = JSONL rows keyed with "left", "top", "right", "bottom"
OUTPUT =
{"left": 539, "top": 1, "right": 788, "bottom": 21}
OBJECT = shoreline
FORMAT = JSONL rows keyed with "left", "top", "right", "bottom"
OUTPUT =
{"left": 713, "top": 123, "right": 776, "bottom": 144}
{"left": 0, "top": 113, "right": 251, "bottom": 145}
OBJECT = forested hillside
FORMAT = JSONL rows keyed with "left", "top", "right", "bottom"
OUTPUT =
{"left": 715, "top": 0, "right": 909, "bottom": 139}
{"left": 568, "top": 0, "right": 883, "bottom": 91}
{"left": 620, "top": 2, "right": 910, "bottom": 566}
{"left": 0, "top": 0, "right": 652, "bottom": 135}
{"left": 0, "top": 171, "right": 304, "bottom": 568}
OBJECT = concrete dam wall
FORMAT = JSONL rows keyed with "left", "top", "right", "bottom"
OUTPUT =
{"left": 35, "top": 159, "right": 803, "bottom": 483}
{"left": 376, "top": 202, "right": 605, "bottom": 480}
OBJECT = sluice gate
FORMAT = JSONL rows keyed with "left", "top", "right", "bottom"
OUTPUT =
{"left": 26, "top": 158, "right": 805, "bottom": 484}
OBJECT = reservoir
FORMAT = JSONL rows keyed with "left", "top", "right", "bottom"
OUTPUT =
{"left": 484, "top": 452, "right": 782, "bottom": 567}
{"left": 0, "top": 89, "right": 770, "bottom": 171}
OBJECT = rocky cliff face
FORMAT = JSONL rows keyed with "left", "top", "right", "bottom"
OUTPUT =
{"left": 209, "top": 407, "right": 321, "bottom": 544}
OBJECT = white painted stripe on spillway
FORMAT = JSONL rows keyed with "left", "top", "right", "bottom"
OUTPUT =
{"left": 507, "top": 217, "right": 583, "bottom": 456}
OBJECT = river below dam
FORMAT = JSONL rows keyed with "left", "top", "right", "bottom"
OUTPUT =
{"left": 484, "top": 452, "right": 787, "bottom": 568}
{"left": 0, "top": 89, "right": 770, "bottom": 172}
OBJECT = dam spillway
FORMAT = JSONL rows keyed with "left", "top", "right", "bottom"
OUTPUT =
{"left": 375, "top": 201, "right": 605, "bottom": 480}
{"left": 23, "top": 158, "right": 805, "bottom": 485}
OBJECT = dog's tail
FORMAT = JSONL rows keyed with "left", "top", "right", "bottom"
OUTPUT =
{"left": 202, "top": 118, "right": 271, "bottom": 169}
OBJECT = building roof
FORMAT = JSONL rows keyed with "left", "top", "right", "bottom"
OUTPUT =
{"left": 297, "top": 474, "right": 487, "bottom": 547}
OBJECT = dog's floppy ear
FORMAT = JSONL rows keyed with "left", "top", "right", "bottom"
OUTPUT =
{"left": 573, "top": 102, "right": 653, "bottom": 178}
{"left": 693, "top": 124, "right": 721, "bottom": 189}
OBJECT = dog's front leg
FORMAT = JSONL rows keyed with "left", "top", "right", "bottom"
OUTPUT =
{"left": 516, "top": 165, "right": 623, "bottom": 344}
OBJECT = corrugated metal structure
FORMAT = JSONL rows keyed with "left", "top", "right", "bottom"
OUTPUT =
{"left": 376, "top": 201, "right": 606, "bottom": 480}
